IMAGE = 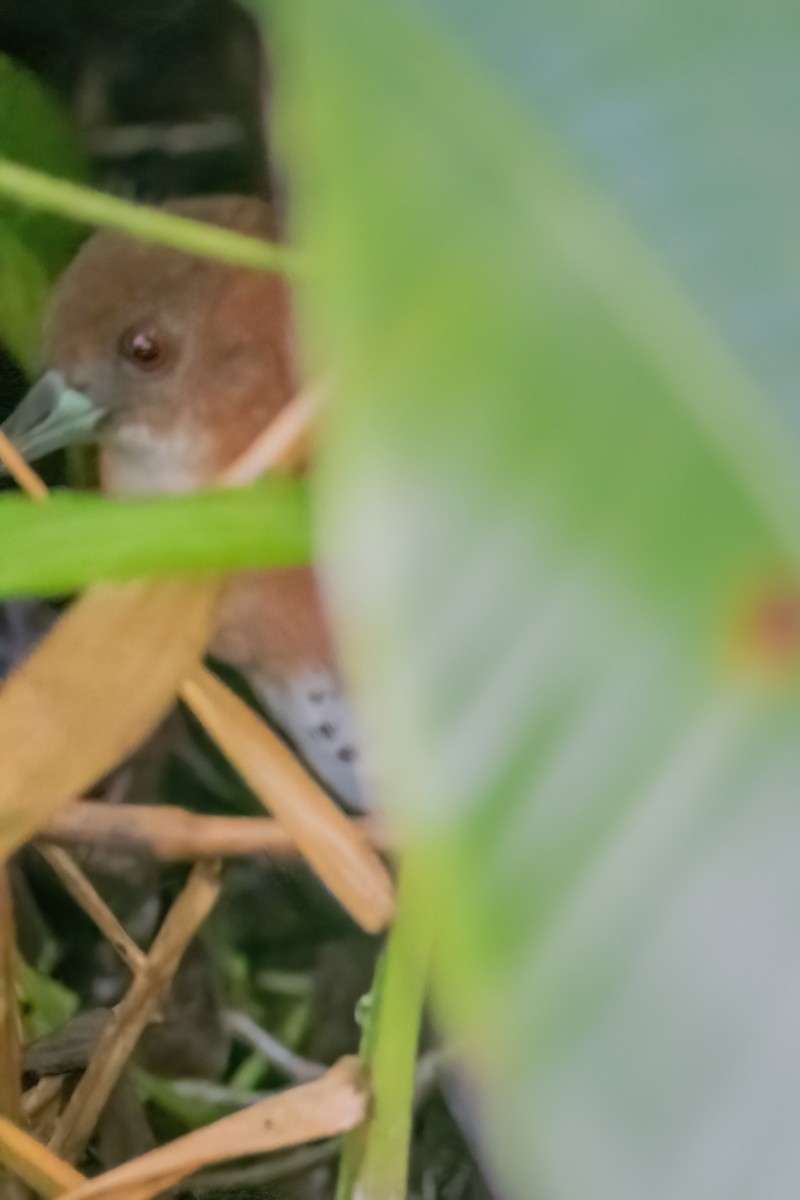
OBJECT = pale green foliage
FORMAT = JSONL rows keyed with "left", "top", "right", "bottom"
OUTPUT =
{"left": 0, "top": 55, "right": 88, "bottom": 369}
{"left": 264, "top": 1, "right": 800, "bottom": 1198}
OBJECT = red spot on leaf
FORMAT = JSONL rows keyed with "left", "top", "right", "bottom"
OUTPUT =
{"left": 737, "top": 585, "right": 800, "bottom": 671}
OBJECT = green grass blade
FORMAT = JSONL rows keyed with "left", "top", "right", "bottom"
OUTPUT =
{"left": 336, "top": 857, "right": 431, "bottom": 1200}
{"left": 0, "top": 481, "right": 310, "bottom": 596}
{"left": 0, "top": 159, "right": 303, "bottom": 275}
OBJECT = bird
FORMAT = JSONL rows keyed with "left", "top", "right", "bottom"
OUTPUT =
{"left": 1, "top": 195, "right": 367, "bottom": 811}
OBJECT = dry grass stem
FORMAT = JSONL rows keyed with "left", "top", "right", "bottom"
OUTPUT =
{"left": 40, "top": 801, "right": 388, "bottom": 862}
{"left": 23, "top": 1080, "right": 63, "bottom": 1141}
{"left": 60, "top": 1057, "right": 366, "bottom": 1200}
{"left": 0, "top": 430, "right": 49, "bottom": 501}
{"left": 37, "top": 846, "right": 146, "bottom": 975}
{"left": 218, "top": 382, "right": 321, "bottom": 486}
{"left": 0, "top": 578, "right": 220, "bottom": 859}
{"left": 0, "top": 868, "right": 23, "bottom": 1128}
{"left": 180, "top": 665, "right": 395, "bottom": 932}
{"left": 23, "top": 1010, "right": 113, "bottom": 1088}
{"left": 49, "top": 861, "right": 221, "bottom": 1163}
{"left": 0, "top": 1114, "right": 84, "bottom": 1198}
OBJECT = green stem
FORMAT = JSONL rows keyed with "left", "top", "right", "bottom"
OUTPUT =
{"left": 0, "top": 159, "right": 303, "bottom": 275}
{"left": 336, "top": 856, "right": 432, "bottom": 1200}
{"left": 0, "top": 868, "right": 23, "bottom": 1127}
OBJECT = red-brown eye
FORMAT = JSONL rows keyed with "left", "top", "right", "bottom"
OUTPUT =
{"left": 118, "top": 327, "right": 166, "bottom": 370}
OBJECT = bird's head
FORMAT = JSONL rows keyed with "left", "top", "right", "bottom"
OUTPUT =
{"left": 3, "top": 195, "right": 293, "bottom": 494}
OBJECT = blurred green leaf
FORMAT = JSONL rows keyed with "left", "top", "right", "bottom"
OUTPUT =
{"left": 16, "top": 959, "right": 78, "bottom": 1043}
{"left": 0, "top": 159, "right": 303, "bottom": 278}
{"left": 0, "top": 226, "right": 50, "bottom": 372}
{"left": 268, "top": 1, "right": 800, "bottom": 1197}
{"left": 0, "top": 54, "right": 89, "bottom": 261}
{"left": 0, "top": 54, "right": 89, "bottom": 368}
{"left": 0, "top": 482, "right": 310, "bottom": 597}
{"left": 0, "top": 57, "right": 86, "bottom": 192}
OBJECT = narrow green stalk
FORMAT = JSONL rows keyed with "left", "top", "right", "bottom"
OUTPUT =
{"left": 0, "top": 480, "right": 311, "bottom": 597}
{"left": 0, "top": 868, "right": 23, "bottom": 1127}
{"left": 336, "top": 856, "right": 432, "bottom": 1200}
{"left": 0, "top": 159, "right": 303, "bottom": 275}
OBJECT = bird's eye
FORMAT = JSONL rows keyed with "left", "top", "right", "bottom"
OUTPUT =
{"left": 118, "top": 327, "right": 167, "bottom": 371}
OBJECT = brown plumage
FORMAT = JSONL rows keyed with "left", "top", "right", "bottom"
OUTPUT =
{"left": 5, "top": 196, "right": 366, "bottom": 809}
{"left": 44, "top": 197, "right": 293, "bottom": 494}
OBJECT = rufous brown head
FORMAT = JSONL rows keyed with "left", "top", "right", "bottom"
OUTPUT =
{"left": 3, "top": 195, "right": 294, "bottom": 493}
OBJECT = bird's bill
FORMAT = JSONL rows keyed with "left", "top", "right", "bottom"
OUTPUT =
{"left": 0, "top": 371, "right": 104, "bottom": 465}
